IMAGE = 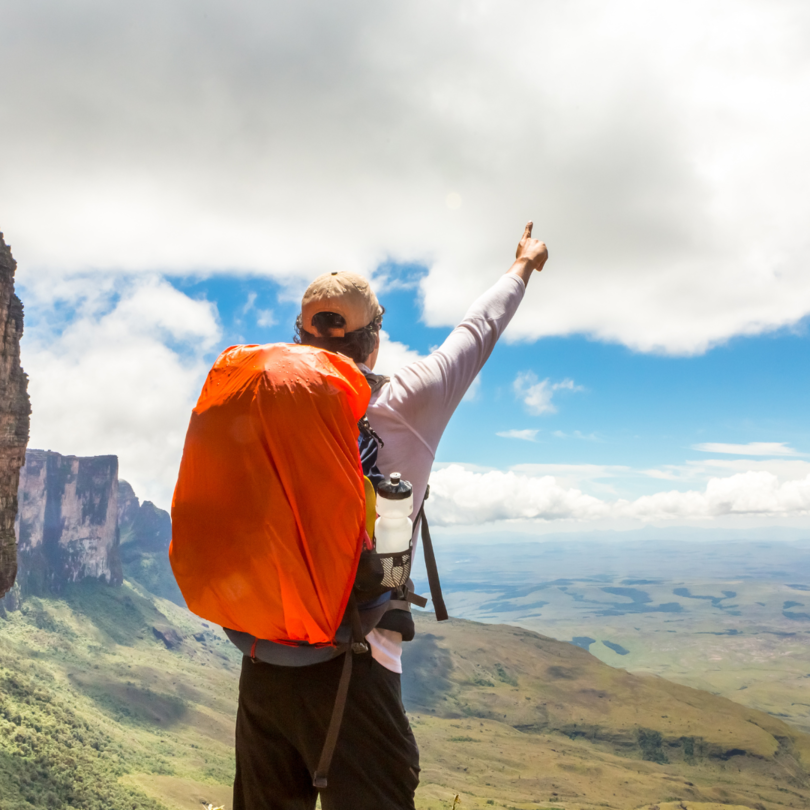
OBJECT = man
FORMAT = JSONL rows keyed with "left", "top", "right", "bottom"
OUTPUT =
{"left": 233, "top": 222, "right": 548, "bottom": 810}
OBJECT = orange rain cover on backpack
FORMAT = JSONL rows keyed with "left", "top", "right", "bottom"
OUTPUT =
{"left": 169, "top": 343, "right": 371, "bottom": 646}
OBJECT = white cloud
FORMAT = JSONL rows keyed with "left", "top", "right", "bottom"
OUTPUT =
{"left": 496, "top": 429, "right": 539, "bottom": 442}
{"left": 513, "top": 372, "right": 582, "bottom": 415}
{"left": 255, "top": 309, "right": 276, "bottom": 328}
{"left": 241, "top": 291, "right": 276, "bottom": 327}
{"left": 375, "top": 331, "right": 480, "bottom": 398}
{"left": 429, "top": 464, "right": 609, "bottom": 524}
{"left": 511, "top": 462, "right": 634, "bottom": 497}
{"left": 462, "top": 374, "right": 481, "bottom": 403}
{"left": 428, "top": 463, "right": 810, "bottom": 526}
{"left": 243, "top": 292, "right": 257, "bottom": 314}
{"left": 644, "top": 457, "right": 810, "bottom": 485}
{"left": 622, "top": 472, "right": 810, "bottom": 521}
{"left": 373, "top": 330, "right": 427, "bottom": 376}
{"left": 21, "top": 277, "right": 221, "bottom": 507}
{"left": 511, "top": 463, "right": 632, "bottom": 481}
{"left": 692, "top": 442, "right": 801, "bottom": 456}
{"left": 552, "top": 430, "right": 600, "bottom": 441}
{"left": 2, "top": 1, "right": 810, "bottom": 354}
{"left": 698, "top": 458, "right": 810, "bottom": 478}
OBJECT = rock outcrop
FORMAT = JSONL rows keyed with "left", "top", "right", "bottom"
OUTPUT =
{"left": 4, "top": 452, "right": 180, "bottom": 607}
{"left": 14, "top": 450, "right": 122, "bottom": 594}
{"left": 152, "top": 624, "right": 183, "bottom": 649}
{"left": 118, "top": 480, "right": 172, "bottom": 554}
{"left": 0, "top": 233, "right": 30, "bottom": 597}
{"left": 119, "top": 480, "right": 182, "bottom": 605}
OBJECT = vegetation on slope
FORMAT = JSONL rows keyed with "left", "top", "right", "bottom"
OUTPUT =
{"left": 404, "top": 613, "right": 810, "bottom": 809}
{"left": 4, "top": 581, "right": 810, "bottom": 809}
{"left": 430, "top": 545, "right": 810, "bottom": 735}
{"left": 0, "top": 580, "right": 238, "bottom": 810}
{"left": 0, "top": 656, "right": 165, "bottom": 810}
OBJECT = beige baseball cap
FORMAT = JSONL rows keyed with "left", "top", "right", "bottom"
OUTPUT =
{"left": 301, "top": 271, "right": 381, "bottom": 337}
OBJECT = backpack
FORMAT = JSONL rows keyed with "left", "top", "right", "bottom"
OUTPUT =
{"left": 169, "top": 342, "right": 445, "bottom": 787}
{"left": 170, "top": 343, "right": 373, "bottom": 647}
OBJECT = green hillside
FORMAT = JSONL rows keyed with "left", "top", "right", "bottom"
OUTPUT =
{"left": 0, "top": 581, "right": 238, "bottom": 810}
{"left": 405, "top": 613, "right": 810, "bottom": 809}
{"left": 3, "top": 582, "right": 810, "bottom": 809}
{"left": 436, "top": 572, "right": 810, "bottom": 734}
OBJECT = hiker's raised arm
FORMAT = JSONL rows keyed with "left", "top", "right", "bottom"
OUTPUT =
{"left": 379, "top": 222, "right": 549, "bottom": 448}
{"left": 508, "top": 221, "right": 548, "bottom": 288}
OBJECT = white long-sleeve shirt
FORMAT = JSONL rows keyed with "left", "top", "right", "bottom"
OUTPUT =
{"left": 364, "top": 273, "right": 526, "bottom": 672}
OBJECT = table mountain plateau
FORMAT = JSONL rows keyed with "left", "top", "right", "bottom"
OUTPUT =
{"left": 13, "top": 450, "right": 122, "bottom": 597}
{"left": 3, "top": 449, "right": 180, "bottom": 609}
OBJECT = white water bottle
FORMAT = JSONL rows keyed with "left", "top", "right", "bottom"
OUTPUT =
{"left": 375, "top": 473, "right": 413, "bottom": 554}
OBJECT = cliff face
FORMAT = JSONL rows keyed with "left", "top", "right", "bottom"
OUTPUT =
{"left": 119, "top": 480, "right": 182, "bottom": 604}
{"left": 15, "top": 450, "right": 122, "bottom": 594}
{"left": 0, "top": 233, "right": 31, "bottom": 597}
{"left": 118, "top": 480, "right": 172, "bottom": 553}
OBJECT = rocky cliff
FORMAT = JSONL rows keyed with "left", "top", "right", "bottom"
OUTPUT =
{"left": 0, "top": 233, "right": 31, "bottom": 597}
{"left": 14, "top": 450, "right": 122, "bottom": 595}
{"left": 118, "top": 480, "right": 182, "bottom": 604}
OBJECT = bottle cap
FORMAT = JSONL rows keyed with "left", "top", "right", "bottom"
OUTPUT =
{"left": 377, "top": 472, "right": 412, "bottom": 500}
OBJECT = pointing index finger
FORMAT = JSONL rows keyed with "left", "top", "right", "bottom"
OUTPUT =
{"left": 523, "top": 221, "right": 533, "bottom": 240}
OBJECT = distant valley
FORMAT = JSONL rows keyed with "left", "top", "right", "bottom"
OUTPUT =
{"left": 414, "top": 537, "right": 810, "bottom": 734}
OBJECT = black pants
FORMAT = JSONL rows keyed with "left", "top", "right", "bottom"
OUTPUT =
{"left": 233, "top": 650, "right": 420, "bottom": 810}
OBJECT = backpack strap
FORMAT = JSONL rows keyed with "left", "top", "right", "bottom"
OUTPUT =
{"left": 358, "top": 415, "right": 384, "bottom": 449}
{"left": 389, "top": 593, "right": 428, "bottom": 610}
{"left": 417, "top": 486, "right": 448, "bottom": 621}
{"left": 363, "top": 372, "right": 390, "bottom": 395}
{"left": 370, "top": 580, "right": 426, "bottom": 641}
{"left": 312, "top": 645, "right": 352, "bottom": 790}
{"left": 360, "top": 485, "right": 446, "bottom": 630}
{"left": 312, "top": 592, "right": 368, "bottom": 789}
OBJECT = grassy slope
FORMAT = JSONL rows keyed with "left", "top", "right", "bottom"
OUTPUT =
{"left": 442, "top": 577, "right": 810, "bottom": 735}
{"left": 3, "top": 583, "right": 810, "bottom": 809}
{"left": 406, "top": 613, "right": 810, "bottom": 810}
{"left": 0, "top": 581, "right": 238, "bottom": 810}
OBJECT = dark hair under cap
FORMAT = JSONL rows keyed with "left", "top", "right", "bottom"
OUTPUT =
{"left": 293, "top": 308, "right": 384, "bottom": 364}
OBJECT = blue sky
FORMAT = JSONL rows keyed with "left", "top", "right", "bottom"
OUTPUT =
{"left": 4, "top": 1, "right": 810, "bottom": 531}
{"left": 142, "top": 266, "right": 810, "bottom": 517}
{"left": 176, "top": 269, "right": 810, "bottom": 499}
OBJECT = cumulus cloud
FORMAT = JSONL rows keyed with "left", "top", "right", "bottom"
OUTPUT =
{"left": 375, "top": 330, "right": 480, "bottom": 398}
{"left": 21, "top": 277, "right": 221, "bottom": 506}
{"left": 622, "top": 472, "right": 810, "bottom": 521}
{"left": 692, "top": 442, "right": 801, "bottom": 456}
{"left": 374, "top": 330, "right": 427, "bottom": 376}
{"left": 511, "top": 463, "right": 635, "bottom": 497}
{"left": 428, "top": 464, "right": 810, "bottom": 526}
{"left": 2, "top": 1, "right": 810, "bottom": 354}
{"left": 496, "top": 429, "right": 539, "bottom": 442}
{"left": 643, "top": 457, "right": 810, "bottom": 487}
{"left": 429, "top": 465, "right": 609, "bottom": 524}
{"left": 513, "top": 372, "right": 582, "bottom": 415}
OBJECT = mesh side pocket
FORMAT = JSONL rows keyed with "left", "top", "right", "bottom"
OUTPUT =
{"left": 377, "top": 550, "right": 412, "bottom": 589}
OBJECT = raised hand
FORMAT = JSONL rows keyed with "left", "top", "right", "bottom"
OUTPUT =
{"left": 515, "top": 221, "right": 548, "bottom": 273}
